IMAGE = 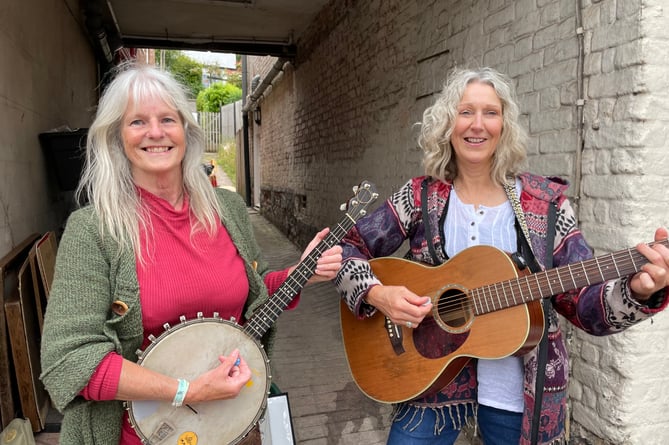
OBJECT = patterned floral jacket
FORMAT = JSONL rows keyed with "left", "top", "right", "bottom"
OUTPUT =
{"left": 335, "top": 172, "right": 667, "bottom": 444}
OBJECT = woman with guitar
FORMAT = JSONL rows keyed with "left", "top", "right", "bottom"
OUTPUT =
{"left": 40, "top": 63, "right": 342, "bottom": 445}
{"left": 335, "top": 66, "right": 669, "bottom": 445}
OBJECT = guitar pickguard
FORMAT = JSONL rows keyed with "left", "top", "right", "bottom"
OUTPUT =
{"left": 413, "top": 316, "right": 469, "bottom": 359}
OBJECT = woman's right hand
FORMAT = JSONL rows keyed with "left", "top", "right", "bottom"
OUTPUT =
{"left": 365, "top": 285, "right": 432, "bottom": 328}
{"left": 186, "top": 349, "right": 252, "bottom": 404}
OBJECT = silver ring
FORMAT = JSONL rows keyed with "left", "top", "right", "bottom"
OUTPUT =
{"left": 406, "top": 321, "right": 412, "bottom": 328}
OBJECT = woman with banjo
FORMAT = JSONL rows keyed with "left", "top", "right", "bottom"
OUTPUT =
{"left": 40, "top": 63, "right": 342, "bottom": 445}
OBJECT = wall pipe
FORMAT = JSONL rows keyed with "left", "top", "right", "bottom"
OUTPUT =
{"left": 242, "top": 57, "right": 289, "bottom": 113}
{"left": 573, "top": 0, "right": 585, "bottom": 221}
{"left": 241, "top": 56, "right": 252, "bottom": 206}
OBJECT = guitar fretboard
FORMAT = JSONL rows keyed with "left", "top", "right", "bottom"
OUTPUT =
{"left": 471, "top": 239, "right": 667, "bottom": 316}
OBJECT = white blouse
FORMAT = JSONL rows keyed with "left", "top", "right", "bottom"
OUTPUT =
{"left": 443, "top": 183, "right": 525, "bottom": 413}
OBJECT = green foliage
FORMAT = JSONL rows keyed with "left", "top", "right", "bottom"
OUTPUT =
{"left": 196, "top": 83, "right": 243, "bottom": 112}
{"left": 217, "top": 140, "right": 237, "bottom": 184}
{"left": 156, "top": 50, "right": 204, "bottom": 98}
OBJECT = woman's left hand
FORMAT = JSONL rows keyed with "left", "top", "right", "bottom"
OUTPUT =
{"left": 630, "top": 227, "right": 669, "bottom": 302}
{"left": 297, "top": 228, "right": 343, "bottom": 284}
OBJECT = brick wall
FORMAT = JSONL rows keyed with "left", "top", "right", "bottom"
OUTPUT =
{"left": 247, "top": 0, "right": 669, "bottom": 442}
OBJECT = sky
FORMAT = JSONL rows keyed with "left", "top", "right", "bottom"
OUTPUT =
{"left": 183, "top": 51, "right": 236, "bottom": 69}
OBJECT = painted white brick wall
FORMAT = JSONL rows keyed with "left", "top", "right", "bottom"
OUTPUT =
{"left": 249, "top": 0, "right": 669, "bottom": 442}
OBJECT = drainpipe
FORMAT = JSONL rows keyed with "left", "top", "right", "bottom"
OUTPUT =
{"left": 574, "top": 0, "right": 586, "bottom": 221}
{"left": 241, "top": 56, "right": 252, "bottom": 206}
{"left": 241, "top": 57, "right": 289, "bottom": 114}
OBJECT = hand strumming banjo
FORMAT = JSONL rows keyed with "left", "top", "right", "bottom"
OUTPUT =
{"left": 127, "top": 181, "right": 378, "bottom": 444}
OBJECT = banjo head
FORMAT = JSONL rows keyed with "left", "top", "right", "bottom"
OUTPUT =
{"left": 128, "top": 316, "right": 270, "bottom": 444}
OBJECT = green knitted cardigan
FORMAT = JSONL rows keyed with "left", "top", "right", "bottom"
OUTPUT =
{"left": 40, "top": 188, "right": 276, "bottom": 445}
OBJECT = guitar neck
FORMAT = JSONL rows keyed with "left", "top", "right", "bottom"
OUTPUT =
{"left": 473, "top": 239, "right": 668, "bottom": 316}
{"left": 243, "top": 216, "right": 355, "bottom": 340}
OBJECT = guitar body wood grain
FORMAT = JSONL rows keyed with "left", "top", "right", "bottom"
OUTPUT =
{"left": 339, "top": 246, "right": 544, "bottom": 404}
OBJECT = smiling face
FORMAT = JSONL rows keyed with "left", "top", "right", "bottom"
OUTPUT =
{"left": 451, "top": 81, "right": 503, "bottom": 170}
{"left": 121, "top": 95, "right": 186, "bottom": 188}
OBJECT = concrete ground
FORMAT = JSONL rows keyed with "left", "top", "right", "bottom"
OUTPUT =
{"left": 33, "top": 168, "right": 475, "bottom": 444}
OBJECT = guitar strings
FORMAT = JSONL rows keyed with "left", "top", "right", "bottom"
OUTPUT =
{"left": 430, "top": 242, "right": 661, "bottom": 319}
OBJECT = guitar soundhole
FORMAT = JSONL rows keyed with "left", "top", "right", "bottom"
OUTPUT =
{"left": 435, "top": 287, "right": 473, "bottom": 332}
{"left": 412, "top": 286, "right": 472, "bottom": 359}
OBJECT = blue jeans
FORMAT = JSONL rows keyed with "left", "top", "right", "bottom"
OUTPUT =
{"left": 386, "top": 403, "right": 521, "bottom": 445}
{"left": 477, "top": 404, "right": 522, "bottom": 445}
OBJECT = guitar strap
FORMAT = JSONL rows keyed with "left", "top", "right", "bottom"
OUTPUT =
{"left": 504, "top": 180, "right": 557, "bottom": 445}
{"left": 421, "top": 177, "right": 444, "bottom": 265}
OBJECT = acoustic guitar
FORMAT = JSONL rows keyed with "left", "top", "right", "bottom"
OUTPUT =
{"left": 127, "top": 180, "right": 378, "bottom": 444}
{"left": 340, "top": 239, "right": 668, "bottom": 404}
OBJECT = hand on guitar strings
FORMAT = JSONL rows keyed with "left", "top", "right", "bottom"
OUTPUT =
{"left": 364, "top": 284, "right": 433, "bottom": 328}
{"left": 293, "top": 227, "right": 343, "bottom": 284}
{"left": 630, "top": 227, "right": 669, "bottom": 302}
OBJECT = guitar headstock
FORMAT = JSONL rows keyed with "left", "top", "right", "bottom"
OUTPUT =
{"left": 339, "top": 180, "right": 379, "bottom": 223}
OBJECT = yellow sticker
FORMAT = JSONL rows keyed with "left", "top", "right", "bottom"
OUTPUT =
{"left": 3, "top": 428, "right": 17, "bottom": 443}
{"left": 177, "top": 431, "right": 197, "bottom": 445}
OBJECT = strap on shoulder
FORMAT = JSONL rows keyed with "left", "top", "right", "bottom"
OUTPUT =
{"left": 421, "top": 177, "right": 443, "bottom": 265}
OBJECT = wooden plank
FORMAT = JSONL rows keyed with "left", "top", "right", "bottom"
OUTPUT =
{"left": 5, "top": 256, "right": 50, "bottom": 432}
{"left": 0, "top": 233, "right": 40, "bottom": 429}
{"left": 35, "top": 232, "right": 57, "bottom": 298}
{"left": 28, "top": 232, "right": 57, "bottom": 334}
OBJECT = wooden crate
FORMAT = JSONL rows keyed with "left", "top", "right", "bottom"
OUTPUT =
{"left": 0, "top": 234, "right": 40, "bottom": 429}
{"left": 5, "top": 256, "right": 50, "bottom": 432}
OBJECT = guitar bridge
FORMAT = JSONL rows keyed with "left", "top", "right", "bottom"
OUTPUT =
{"left": 385, "top": 317, "right": 405, "bottom": 355}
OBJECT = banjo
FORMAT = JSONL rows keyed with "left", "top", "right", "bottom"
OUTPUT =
{"left": 127, "top": 180, "right": 378, "bottom": 444}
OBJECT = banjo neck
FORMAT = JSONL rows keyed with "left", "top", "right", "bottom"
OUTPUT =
{"left": 243, "top": 181, "right": 378, "bottom": 341}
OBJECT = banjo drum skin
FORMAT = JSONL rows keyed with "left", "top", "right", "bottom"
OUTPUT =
{"left": 128, "top": 314, "right": 270, "bottom": 444}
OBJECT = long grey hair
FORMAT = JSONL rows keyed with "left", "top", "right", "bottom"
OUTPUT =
{"left": 76, "top": 62, "right": 221, "bottom": 262}
{"left": 419, "top": 66, "right": 528, "bottom": 184}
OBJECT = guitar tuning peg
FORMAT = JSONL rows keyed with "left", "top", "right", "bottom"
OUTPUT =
{"left": 339, "top": 203, "right": 346, "bottom": 211}
{"left": 352, "top": 185, "right": 359, "bottom": 193}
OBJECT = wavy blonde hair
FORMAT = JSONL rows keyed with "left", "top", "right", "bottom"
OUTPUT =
{"left": 419, "top": 67, "right": 528, "bottom": 184}
{"left": 76, "top": 62, "right": 221, "bottom": 262}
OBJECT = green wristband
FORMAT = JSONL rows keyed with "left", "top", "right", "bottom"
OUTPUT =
{"left": 172, "top": 378, "right": 189, "bottom": 407}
